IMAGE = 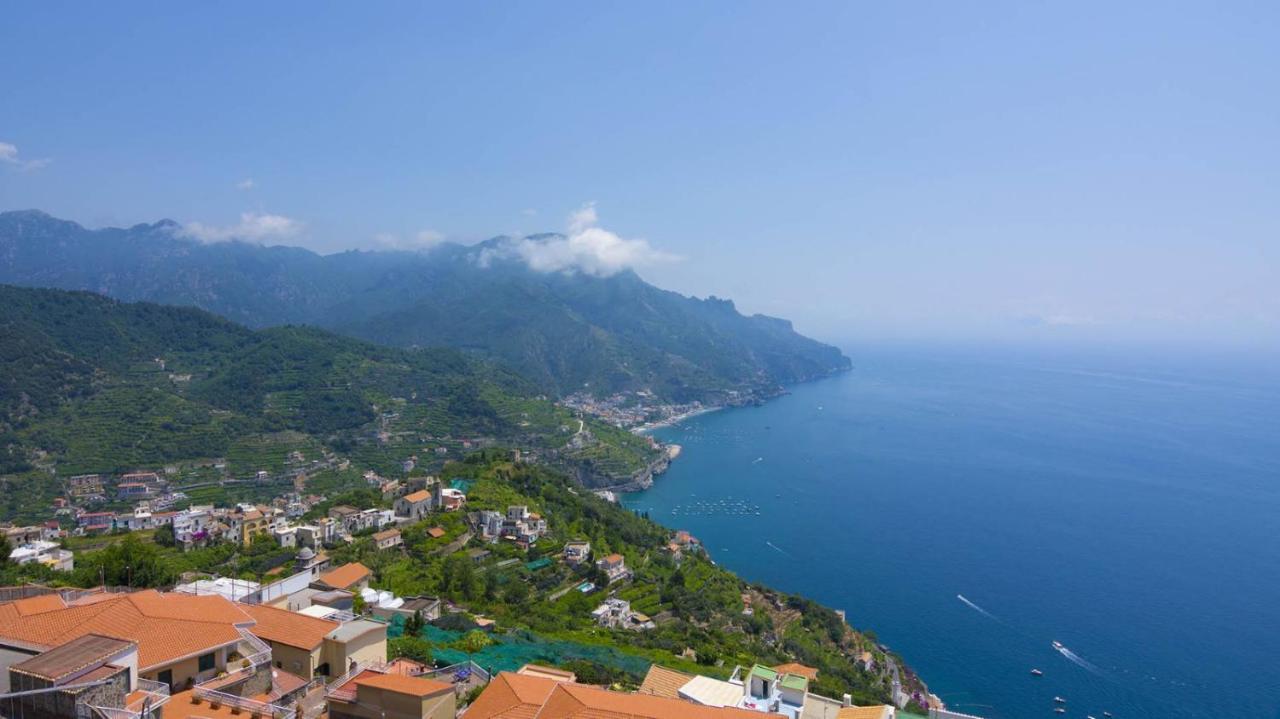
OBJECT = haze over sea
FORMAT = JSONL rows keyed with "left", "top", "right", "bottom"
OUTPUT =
{"left": 625, "top": 345, "right": 1280, "bottom": 719}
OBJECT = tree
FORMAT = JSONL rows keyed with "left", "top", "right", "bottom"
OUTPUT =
{"left": 455, "top": 629, "right": 492, "bottom": 662}
{"left": 405, "top": 609, "right": 424, "bottom": 637}
{"left": 503, "top": 579, "right": 531, "bottom": 605}
{"left": 153, "top": 524, "right": 175, "bottom": 547}
{"left": 388, "top": 635, "right": 433, "bottom": 665}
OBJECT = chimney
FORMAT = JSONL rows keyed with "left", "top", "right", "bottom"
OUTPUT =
{"left": 842, "top": 694, "right": 852, "bottom": 707}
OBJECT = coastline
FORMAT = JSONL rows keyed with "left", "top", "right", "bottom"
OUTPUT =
{"left": 606, "top": 371, "right": 941, "bottom": 713}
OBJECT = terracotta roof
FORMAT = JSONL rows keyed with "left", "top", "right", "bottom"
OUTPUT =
{"left": 241, "top": 603, "right": 338, "bottom": 650}
{"left": 602, "top": 553, "right": 624, "bottom": 564}
{"left": 467, "top": 672, "right": 779, "bottom": 719}
{"left": 0, "top": 590, "right": 251, "bottom": 671}
{"left": 463, "top": 671, "right": 566, "bottom": 719}
{"left": 317, "top": 562, "right": 372, "bottom": 589}
{"left": 427, "top": 527, "right": 446, "bottom": 538}
{"left": 353, "top": 671, "right": 452, "bottom": 697}
{"left": 638, "top": 664, "right": 693, "bottom": 698}
{"left": 772, "top": 662, "right": 819, "bottom": 680}
{"left": 402, "top": 490, "right": 432, "bottom": 503}
{"left": 539, "top": 682, "right": 780, "bottom": 719}
{"left": 373, "top": 529, "right": 401, "bottom": 541}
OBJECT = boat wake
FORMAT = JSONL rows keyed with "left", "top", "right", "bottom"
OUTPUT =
{"left": 765, "top": 540, "right": 792, "bottom": 557}
{"left": 956, "top": 594, "right": 998, "bottom": 620}
{"left": 1054, "top": 642, "right": 1103, "bottom": 676}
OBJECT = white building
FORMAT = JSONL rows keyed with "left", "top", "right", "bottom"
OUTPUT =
{"left": 9, "top": 541, "right": 74, "bottom": 571}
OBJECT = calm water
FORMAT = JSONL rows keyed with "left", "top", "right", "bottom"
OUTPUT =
{"left": 626, "top": 346, "right": 1280, "bottom": 719}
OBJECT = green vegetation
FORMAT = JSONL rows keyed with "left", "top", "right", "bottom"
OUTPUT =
{"left": 0, "top": 285, "right": 659, "bottom": 522}
{"left": 0, "top": 210, "right": 850, "bottom": 402}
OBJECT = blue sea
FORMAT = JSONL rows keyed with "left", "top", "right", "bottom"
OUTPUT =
{"left": 625, "top": 345, "right": 1280, "bottom": 719}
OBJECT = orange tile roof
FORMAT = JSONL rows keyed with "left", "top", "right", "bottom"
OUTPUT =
{"left": 602, "top": 553, "right": 624, "bottom": 564}
{"left": 637, "top": 664, "right": 693, "bottom": 699}
{"left": 463, "top": 671, "right": 567, "bottom": 719}
{"left": 0, "top": 590, "right": 251, "bottom": 671}
{"left": 467, "top": 672, "right": 778, "bottom": 719}
{"left": 403, "top": 490, "right": 432, "bottom": 503}
{"left": 317, "top": 562, "right": 372, "bottom": 590}
{"left": 353, "top": 671, "right": 452, "bottom": 697}
{"left": 539, "top": 682, "right": 780, "bottom": 719}
{"left": 772, "top": 662, "right": 819, "bottom": 680}
{"left": 373, "top": 528, "right": 401, "bottom": 541}
{"left": 241, "top": 603, "right": 338, "bottom": 650}
{"left": 427, "top": 527, "right": 446, "bottom": 538}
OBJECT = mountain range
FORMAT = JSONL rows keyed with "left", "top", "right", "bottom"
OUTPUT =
{"left": 0, "top": 210, "right": 850, "bottom": 402}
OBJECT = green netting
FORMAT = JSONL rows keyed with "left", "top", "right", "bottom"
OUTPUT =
{"left": 396, "top": 625, "right": 651, "bottom": 677}
{"left": 450, "top": 479, "right": 474, "bottom": 493}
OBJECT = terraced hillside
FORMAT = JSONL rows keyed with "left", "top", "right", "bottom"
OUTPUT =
{"left": 0, "top": 285, "right": 661, "bottom": 522}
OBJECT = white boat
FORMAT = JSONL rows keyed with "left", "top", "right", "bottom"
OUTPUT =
{"left": 1030, "top": 668, "right": 1043, "bottom": 676}
{"left": 1053, "top": 709, "right": 1066, "bottom": 715}
{"left": 1052, "top": 640, "right": 1065, "bottom": 651}
{"left": 1054, "top": 696, "right": 1066, "bottom": 704}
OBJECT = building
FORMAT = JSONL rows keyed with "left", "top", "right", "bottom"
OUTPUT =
{"left": 563, "top": 540, "right": 591, "bottom": 565}
{"left": 465, "top": 670, "right": 778, "bottom": 719}
{"left": 8, "top": 541, "right": 74, "bottom": 571}
{"left": 67, "top": 474, "right": 105, "bottom": 500}
{"left": 394, "top": 490, "right": 433, "bottom": 521}
{"left": 477, "top": 510, "right": 503, "bottom": 539}
{"left": 0, "top": 590, "right": 262, "bottom": 691}
{"left": 4, "top": 634, "right": 167, "bottom": 719}
{"left": 241, "top": 604, "right": 386, "bottom": 680}
{"left": 315, "top": 562, "right": 373, "bottom": 592}
{"left": 434, "top": 486, "right": 466, "bottom": 511}
{"left": 591, "top": 597, "right": 654, "bottom": 630}
{"left": 596, "top": 553, "right": 631, "bottom": 583}
{"left": 325, "top": 666, "right": 455, "bottom": 719}
{"left": 373, "top": 528, "right": 402, "bottom": 550}
{"left": 369, "top": 595, "right": 441, "bottom": 624}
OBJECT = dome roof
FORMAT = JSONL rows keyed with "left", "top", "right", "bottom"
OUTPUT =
{"left": 297, "top": 546, "right": 316, "bottom": 561}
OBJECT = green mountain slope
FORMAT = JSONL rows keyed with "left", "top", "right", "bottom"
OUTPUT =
{"left": 0, "top": 285, "right": 660, "bottom": 519}
{"left": 0, "top": 210, "right": 850, "bottom": 401}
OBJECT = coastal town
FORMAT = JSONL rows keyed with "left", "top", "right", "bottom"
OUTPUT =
{"left": 0, "top": 453, "right": 965, "bottom": 719}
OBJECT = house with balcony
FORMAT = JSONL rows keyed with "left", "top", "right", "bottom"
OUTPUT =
{"left": 563, "top": 540, "right": 591, "bottom": 565}
{"left": 325, "top": 664, "right": 454, "bottom": 719}
{"left": 596, "top": 553, "right": 631, "bottom": 583}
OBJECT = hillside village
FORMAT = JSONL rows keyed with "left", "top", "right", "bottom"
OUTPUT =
{"left": 0, "top": 451, "right": 956, "bottom": 719}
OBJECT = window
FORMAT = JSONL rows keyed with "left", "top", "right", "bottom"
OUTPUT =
{"left": 198, "top": 652, "right": 216, "bottom": 672}
{"left": 157, "top": 670, "right": 173, "bottom": 688}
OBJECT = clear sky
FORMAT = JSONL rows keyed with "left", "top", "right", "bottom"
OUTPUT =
{"left": 2, "top": 2, "right": 1277, "bottom": 350}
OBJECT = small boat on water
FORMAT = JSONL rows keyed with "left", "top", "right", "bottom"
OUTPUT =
{"left": 1103, "top": 713, "right": 1113, "bottom": 718}
{"left": 1030, "top": 669, "right": 1043, "bottom": 676}
{"left": 1052, "top": 640, "right": 1065, "bottom": 651}
{"left": 1053, "top": 697, "right": 1067, "bottom": 704}
{"left": 1053, "top": 709, "right": 1065, "bottom": 715}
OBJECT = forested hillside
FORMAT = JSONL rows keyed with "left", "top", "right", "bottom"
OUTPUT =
{"left": 0, "top": 285, "right": 659, "bottom": 520}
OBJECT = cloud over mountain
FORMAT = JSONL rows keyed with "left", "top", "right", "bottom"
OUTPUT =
{"left": 182, "top": 212, "right": 303, "bottom": 243}
{"left": 506, "top": 203, "right": 679, "bottom": 277}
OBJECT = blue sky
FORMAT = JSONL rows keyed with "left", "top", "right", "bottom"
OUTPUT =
{"left": 1, "top": 2, "right": 1277, "bottom": 349}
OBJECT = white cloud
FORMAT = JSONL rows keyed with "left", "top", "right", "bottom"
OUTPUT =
{"left": 236, "top": 178, "right": 256, "bottom": 190}
{"left": 0, "top": 141, "right": 51, "bottom": 171}
{"left": 372, "top": 229, "right": 447, "bottom": 251}
{"left": 505, "top": 203, "right": 679, "bottom": 277}
{"left": 182, "top": 212, "right": 303, "bottom": 243}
